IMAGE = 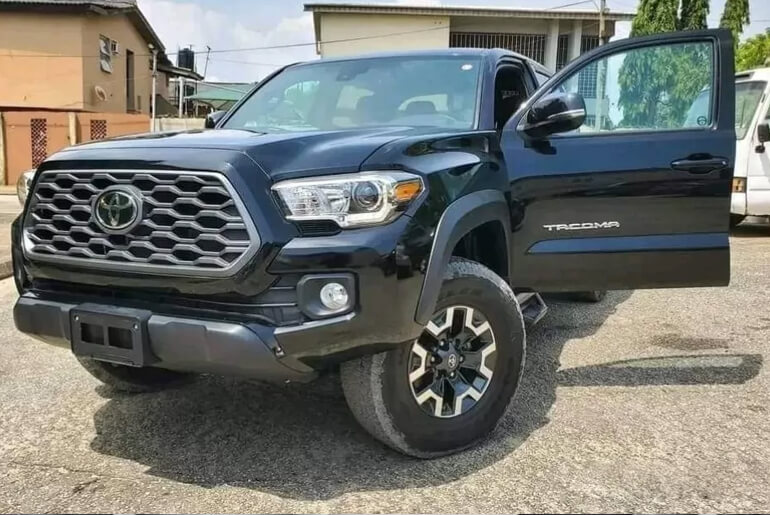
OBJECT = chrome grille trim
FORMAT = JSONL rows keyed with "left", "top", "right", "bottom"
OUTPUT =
{"left": 22, "top": 170, "right": 260, "bottom": 277}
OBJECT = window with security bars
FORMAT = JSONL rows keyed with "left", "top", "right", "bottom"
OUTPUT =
{"left": 90, "top": 119, "right": 107, "bottom": 140}
{"left": 556, "top": 35, "right": 569, "bottom": 70}
{"left": 577, "top": 36, "right": 602, "bottom": 99}
{"left": 30, "top": 119, "right": 48, "bottom": 168}
{"left": 450, "top": 32, "right": 546, "bottom": 64}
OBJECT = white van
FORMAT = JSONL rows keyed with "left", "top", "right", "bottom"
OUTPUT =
{"left": 731, "top": 68, "right": 770, "bottom": 226}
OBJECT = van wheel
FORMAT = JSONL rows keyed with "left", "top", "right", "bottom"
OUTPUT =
{"left": 340, "top": 257, "right": 526, "bottom": 458}
{"left": 730, "top": 214, "right": 746, "bottom": 228}
{"left": 76, "top": 357, "right": 194, "bottom": 393}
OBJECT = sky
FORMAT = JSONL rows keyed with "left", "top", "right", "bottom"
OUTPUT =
{"left": 136, "top": 0, "right": 770, "bottom": 83}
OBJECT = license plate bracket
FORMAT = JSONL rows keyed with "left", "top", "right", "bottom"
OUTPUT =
{"left": 70, "top": 304, "right": 154, "bottom": 367}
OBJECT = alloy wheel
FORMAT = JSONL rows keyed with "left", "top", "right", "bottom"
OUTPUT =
{"left": 407, "top": 305, "right": 497, "bottom": 418}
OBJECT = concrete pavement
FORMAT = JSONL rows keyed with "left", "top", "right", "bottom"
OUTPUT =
{"left": 0, "top": 224, "right": 768, "bottom": 513}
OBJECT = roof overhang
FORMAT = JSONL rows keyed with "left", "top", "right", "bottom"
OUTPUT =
{"left": 158, "top": 62, "right": 204, "bottom": 81}
{"left": 304, "top": 2, "right": 636, "bottom": 21}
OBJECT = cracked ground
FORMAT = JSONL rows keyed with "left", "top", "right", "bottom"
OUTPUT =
{"left": 1, "top": 224, "right": 769, "bottom": 513}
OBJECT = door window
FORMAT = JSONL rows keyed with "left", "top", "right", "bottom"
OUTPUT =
{"left": 549, "top": 41, "right": 714, "bottom": 134}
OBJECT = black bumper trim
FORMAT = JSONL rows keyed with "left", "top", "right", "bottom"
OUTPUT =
{"left": 13, "top": 295, "right": 317, "bottom": 383}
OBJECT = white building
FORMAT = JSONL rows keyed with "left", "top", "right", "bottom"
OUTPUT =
{"left": 305, "top": 2, "right": 635, "bottom": 71}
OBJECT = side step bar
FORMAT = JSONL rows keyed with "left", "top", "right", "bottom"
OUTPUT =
{"left": 516, "top": 292, "right": 548, "bottom": 326}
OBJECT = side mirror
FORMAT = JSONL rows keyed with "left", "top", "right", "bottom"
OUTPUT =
{"left": 520, "top": 92, "right": 586, "bottom": 138}
{"left": 205, "top": 110, "right": 226, "bottom": 129}
{"left": 758, "top": 123, "right": 770, "bottom": 143}
{"left": 757, "top": 123, "right": 770, "bottom": 154}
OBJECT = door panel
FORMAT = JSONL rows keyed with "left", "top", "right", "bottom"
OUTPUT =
{"left": 747, "top": 96, "right": 770, "bottom": 216}
{"left": 502, "top": 29, "right": 735, "bottom": 291}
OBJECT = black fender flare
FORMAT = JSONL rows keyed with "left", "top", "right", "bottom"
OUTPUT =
{"left": 414, "top": 189, "right": 512, "bottom": 325}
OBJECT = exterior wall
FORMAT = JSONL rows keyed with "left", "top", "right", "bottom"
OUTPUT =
{"left": 1, "top": 110, "right": 150, "bottom": 184}
{"left": 2, "top": 111, "right": 71, "bottom": 185}
{"left": 81, "top": 13, "right": 153, "bottom": 114}
{"left": 0, "top": 13, "right": 85, "bottom": 110}
{"left": 318, "top": 13, "right": 450, "bottom": 57}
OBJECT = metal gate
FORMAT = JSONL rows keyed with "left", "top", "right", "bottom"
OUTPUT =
{"left": 450, "top": 32, "right": 546, "bottom": 64}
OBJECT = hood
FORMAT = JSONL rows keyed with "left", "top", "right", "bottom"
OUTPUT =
{"left": 60, "top": 127, "right": 445, "bottom": 179}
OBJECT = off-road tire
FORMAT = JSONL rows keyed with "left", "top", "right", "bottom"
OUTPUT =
{"left": 340, "top": 257, "right": 526, "bottom": 458}
{"left": 76, "top": 356, "right": 194, "bottom": 393}
{"left": 571, "top": 290, "right": 607, "bottom": 303}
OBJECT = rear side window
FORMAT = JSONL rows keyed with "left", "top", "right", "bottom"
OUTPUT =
{"left": 548, "top": 40, "right": 714, "bottom": 134}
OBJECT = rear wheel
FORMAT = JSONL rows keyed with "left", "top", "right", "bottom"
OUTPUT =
{"left": 340, "top": 258, "right": 526, "bottom": 458}
{"left": 76, "top": 357, "right": 194, "bottom": 393}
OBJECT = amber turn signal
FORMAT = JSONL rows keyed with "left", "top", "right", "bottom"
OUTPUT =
{"left": 732, "top": 177, "right": 746, "bottom": 193}
{"left": 394, "top": 180, "right": 422, "bottom": 203}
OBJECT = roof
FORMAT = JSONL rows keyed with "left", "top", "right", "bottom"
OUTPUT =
{"left": 304, "top": 2, "right": 636, "bottom": 21}
{"left": 0, "top": 0, "right": 165, "bottom": 54}
{"left": 187, "top": 82, "right": 253, "bottom": 103}
{"left": 158, "top": 62, "right": 204, "bottom": 81}
{"left": 287, "top": 47, "right": 551, "bottom": 75}
{"left": 736, "top": 67, "right": 770, "bottom": 81}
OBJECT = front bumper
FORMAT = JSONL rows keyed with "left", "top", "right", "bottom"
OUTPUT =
{"left": 14, "top": 294, "right": 318, "bottom": 382}
{"left": 12, "top": 210, "right": 431, "bottom": 380}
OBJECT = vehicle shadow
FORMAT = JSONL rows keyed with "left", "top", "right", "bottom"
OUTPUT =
{"left": 731, "top": 221, "right": 769, "bottom": 238}
{"left": 89, "top": 290, "right": 762, "bottom": 500}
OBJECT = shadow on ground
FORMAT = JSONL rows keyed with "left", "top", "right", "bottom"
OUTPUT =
{"left": 89, "top": 291, "right": 762, "bottom": 500}
{"left": 731, "top": 222, "right": 770, "bottom": 238}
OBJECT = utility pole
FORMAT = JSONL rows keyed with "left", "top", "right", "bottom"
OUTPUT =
{"left": 595, "top": 0, "right": 607, "bottom": 130}
{"left": 598, "top": 0, "right": 606, "bottom": 46}
{"left": 203, "top": 45, "right": 211, "bottom": 79}
{"left": 150, "top": 45, "right": 158, "bottom": 132}
{"left": 178, "top": 77, "right": 185, "bottom": 117}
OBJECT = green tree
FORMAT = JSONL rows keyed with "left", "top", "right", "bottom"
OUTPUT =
{"left": 679, "top": 0, "right": 709, "bottom": 30}
{"left": 617, "top": 0, "right": 679, "bottom": 128}
{"left": 736, "top": 30, "right": 770, "bottom": 71}
{"left": 719, "top": 0, "right": 750, "bottom": 49}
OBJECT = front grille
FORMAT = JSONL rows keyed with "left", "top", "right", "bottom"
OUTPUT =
{"left": 23, "top": 170, "right": 259, "bottom": 277}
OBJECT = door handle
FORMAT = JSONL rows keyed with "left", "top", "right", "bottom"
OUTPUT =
{"left": 670, "top": 156, "right": 728, "bottom": 174}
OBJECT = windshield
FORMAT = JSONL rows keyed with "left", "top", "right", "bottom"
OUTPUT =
{"left": 683, "top": 80, "right": 768, "bottom": 139}
{"left": 223, "top": 56, "right": 482, "bottom": 132}
{"left": 735, "top": 81, "right": 767, "bottom": 139}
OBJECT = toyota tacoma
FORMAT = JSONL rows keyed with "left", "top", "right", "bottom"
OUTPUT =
{"left": 12, "top": 30, "right": 735, "bottom": 457}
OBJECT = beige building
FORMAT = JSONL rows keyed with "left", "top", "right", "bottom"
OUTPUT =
{"left": 305, "top": 3, "right": 635, "bottom": 71}
{"left": 0, "top": 0, "right": 201, "bottom": 114}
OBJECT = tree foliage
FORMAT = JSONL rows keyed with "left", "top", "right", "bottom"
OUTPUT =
{"left": 736, "top": 30, "right": 770, "bottom": 71}
{"left": 679, "top": 0, "right": 709, "bottom": 30}
{"left": 720, "top": 0, "right": 751, "bottom": 49}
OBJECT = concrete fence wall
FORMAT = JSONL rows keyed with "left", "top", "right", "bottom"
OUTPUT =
{"left": 153, "top": 118, "right": 206, "bottom": 132}
{"left": 0, "top": 111, "right": 151, "bottom": 185}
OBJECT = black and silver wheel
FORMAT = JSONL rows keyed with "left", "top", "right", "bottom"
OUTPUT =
{"left": 76, "top": 357, "right": 194, "bottom": 393}
{"left": 408, "top": 305, "right": 497, "bottom": 418}
{"left": 341, "top": 258, "right": 526, "bottom": 458}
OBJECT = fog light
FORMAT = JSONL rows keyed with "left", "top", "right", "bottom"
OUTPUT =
{"left": 320, "top": 282, "right": 349, "bottom": 311}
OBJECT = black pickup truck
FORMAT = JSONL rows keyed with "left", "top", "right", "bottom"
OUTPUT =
{"left": 13, "top": 29, "right": 735, "bottom": 457}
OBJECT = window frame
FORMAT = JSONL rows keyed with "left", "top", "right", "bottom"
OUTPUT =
{"left": 512, "top": 33, "right": 723, "bottom": 140}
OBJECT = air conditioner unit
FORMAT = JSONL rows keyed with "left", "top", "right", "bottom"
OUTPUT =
{"left": 111, "top": 40, "right": 120, "bottom": 55}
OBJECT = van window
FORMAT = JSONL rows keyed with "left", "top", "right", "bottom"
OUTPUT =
{"left": 735, "top": 81, "right": 767, "bottom": 139}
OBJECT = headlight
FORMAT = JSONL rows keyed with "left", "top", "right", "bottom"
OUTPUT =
{"left": 16, "top": 169, "right": 36, "bottom": 206}
{"left": 272, "top": 171, "right": 423, "bottom": 228}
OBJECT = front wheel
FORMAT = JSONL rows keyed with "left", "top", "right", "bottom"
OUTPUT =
{"left": 340, "top": 258, "right": 526, "bottom": 458}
